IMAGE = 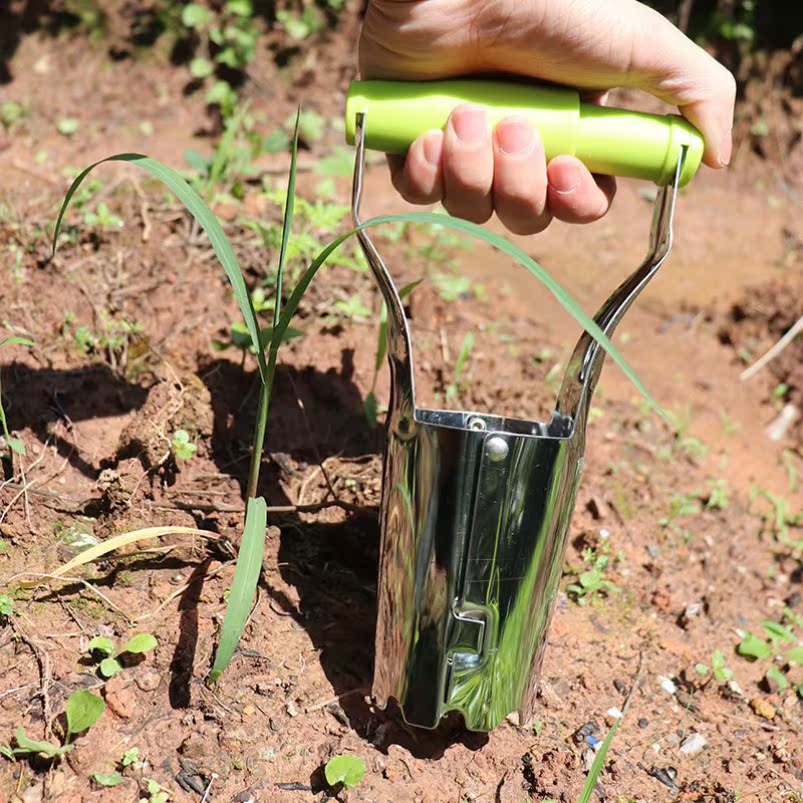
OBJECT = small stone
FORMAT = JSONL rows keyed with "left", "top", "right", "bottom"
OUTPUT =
{"left": 134, "top": 668, "right": 161, "bottom": 692}
{"left": 679, "top": 733, "right": 707, "bottom": 755}
{"left": 638, "top": 718, "right": 649, "bottom": 729}
{"left": 658, "top": 675, "right": 678, "bottom": 695}
{"left": 285, "top": 700, "right": 298, "bottom": 717}
{"left": 269, "top": 716, "right": 282, "bottom": 732}
{"left": 242, "top": 704, "right": 256, "bottom": 716}
{"left": 605, "top": 707, "right": 623, "bottom": 727}
{"left": 104, "top": 675, "right": 136, "bottom": 719}
{"left": 572, "top": 721, "right": 599, "bottom": 745}
{"left": 750, "top": 697, "right": 776, "bottom": 720}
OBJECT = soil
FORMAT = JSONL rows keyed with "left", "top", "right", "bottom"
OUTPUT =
{"left": 1, "top": 4, "right": 802, "bottom": 802}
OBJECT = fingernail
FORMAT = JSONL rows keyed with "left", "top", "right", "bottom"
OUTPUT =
{"left": 719, "top": 128, "right": 733, "bottom": 167}
{"left": 495, "top": 116, "right": 535, "bottom": 155}
{"left": 451, "top": 105, "right": 488, "bottom": 145}
{"left": 422, "top": 130, "right": 441, "bottom": 166}
{"left": 549, "top": 162, "right": 581, "bottom": 195}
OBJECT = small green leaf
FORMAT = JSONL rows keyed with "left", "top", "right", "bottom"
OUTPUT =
{"left": 100, "top": 657, "right": 123, "bottom": 677}
{"left": 65, "top": 689, "right": 105, "bottom": 736}
{"left": 93, "top": 771, "right": 123, "bottom": 787}
{"left": 324, "top": 754, "right": 366, "bottom": 788}
{"left": 761, "top": 620, "right": 796, "bottom": 643}
{"left": 694, "top": 663, "right": 709, "bottom": 675}
{"left": 57, "top": 118, "right": 79, "bottom": 136}
{"left": 87, "top": 636, "right": 115, "bottom": 656}
{"left": 6, "top": 438, "right": 25, "bottom": 455}
{"left": 786, "top": 646, "right": 803, "bottom": 664}
{"left": 119, "top": 633, "right": 157, "bottom": 655}
{"left": 189, "top": 58, "right": 214, "bottom": 78}
{"left": 737, "top": 632, "right": 772, "bottom": 661}
{"left": 766, "top": 665, "right": 789, "bottom": 691}
{"left": 181, "top": 3, "right": 212, "bottom": 28}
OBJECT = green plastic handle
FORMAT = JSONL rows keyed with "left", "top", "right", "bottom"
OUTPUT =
{"left": 346, "top": 79, "right": 704, "bottom": 187}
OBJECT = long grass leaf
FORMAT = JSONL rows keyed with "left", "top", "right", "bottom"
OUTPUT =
{"left": 274, "top": 110, "right": 300, "bottom": 332}
{"left": 50, "top": 154, "right": 268, "bottom": 384}
{"left": 21, "top": 526, "right": 218, "bottom": 588}
{"left": 270, "top": 213, "right": 657, "bottom": 410}
{"left": 577, "top": 720, "right": 619, "bottom": 803}
{"left": 209, "top": 496, "right": 267, "bottom": 682}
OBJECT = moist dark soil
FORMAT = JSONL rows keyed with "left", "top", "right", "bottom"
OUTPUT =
{"left": 0, "top": 4, "right": 802, "bottom": 802}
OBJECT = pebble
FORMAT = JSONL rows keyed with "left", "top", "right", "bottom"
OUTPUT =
{"left": 104, "top": 675, "right": 136, "bottom": 719}
{"left": 638, "top": 718, "right": 649, "bottom": 729}
{"left": 679, "top": 733, "right": 707, "bottom": 755}
{"left": 134, "top": 668, "right": 161, "bottom": 692}
{"left": 750, "top": 697, "right": 776, "bottom": 720}
{"left": 658, "top": 675, "right": 678, "bottom": 695}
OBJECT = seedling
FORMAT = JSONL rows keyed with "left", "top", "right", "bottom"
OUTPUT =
{"left": 695, "top": 649, "right": 733, "bottom": 682}
{"left": 445, "top": 331, "right": 475, "bottom": 402}
{"left": 141, "top": 778, "right": 170, "bottom": 802}
{"left": 122, "top": 746, "right": 144, "bottom": 769}
{"left": 171, "top": 430, "right": 197, "bottom": 461}
{"left": 567, "top": 549, "right": 620, "bottom": 605}
{"left": 88, "top": 632, "right": 157, "bottom": 678}
{"left": 0, "top": 689, "right": 105, "bottom": 760}
{"left": 93, "top": 771, "right": 124, "bottom": 787}
{"left": 705, "top": 478, "right": 730, "bottom": 510}
{"left": 0, "top": 594, "right": 15, "bottom": 621}
{"left": 324, "top": 754, "right": 366, "bottom": 790}
{"left": 736, "top": 611, "right": 803, "bottom": 697}
{"left": 333, "top": 294, "right": 371, "bottom": 320}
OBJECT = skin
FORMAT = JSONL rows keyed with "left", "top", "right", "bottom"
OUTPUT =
{"left": 360, "top": 0, "right": 736, "bottom": 234}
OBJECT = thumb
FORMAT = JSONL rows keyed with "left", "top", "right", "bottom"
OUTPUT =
{"left": 623, "top": 3, "right": 737, "bottom": 168}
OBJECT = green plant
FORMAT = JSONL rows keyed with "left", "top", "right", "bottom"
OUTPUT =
{"left": 445, "top": 331, "right": 475, "bottom": 402}
{"left": 695, "top": 649, "right": 733, "bottom": 682}
{"left": 177, "top": 1, "right": 261, "bottom": 119}
{"left": 170, "top": 430, "right": 197, "bottom": 461}
{"left": 706, "top": 478, "right": 730, "bottom": 510}
{"left": 82, "top": 201, "right": 123, "bottom": 231}
{"left": 736, "top": 611, "right": 803, "bottom": 697}
{"left": 141, "top": 778, "right": 170, "bottom": 803}
{"left": 1, "top": 101, "right": 27, "bottom": 130}
{"left": 324, "top": 754, "right": 366, "bottom": 789}
{"left": 0, "top": 336, "right": 34, "bottom": 458}
{"left": 93, "top": 771, "right": 123, "bottom": 787}
{"left": 88, "top": 633, "right": 157, "bottom": 678}
{"left": 122, "top": 746, "right": 143, "bottom": 768}
{"left": 567, "top": 549, "right": 620, "bottom": 605}
{"left": 0, "top": 689, "right": 105, "bottom": 760}
{"left": 750, "top": 487, "right": 802, "bottom": 547}
{"left": 0, "top": 595, "right": 14, "bottom": 620}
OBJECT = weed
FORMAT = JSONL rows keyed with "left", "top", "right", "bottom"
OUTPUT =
{"left": 171, "top": 430, "right": 197, "bottom": 461}
{"left": 324, "top": 754, "right": 366, "bottom": 790}
{"left": 142, "top": 778, "right": 170, "bottom": 802}
{"left": 0, "top": 101, "right": 27, "bottom": 130}
{"left": 445, "top": 331, "right": 475, "bottom": 402}
{"left": 1, "top": 689, "right": 104, "bottom": 760}
{"left": 0, "top": 594, "right": 15, "bottom": 621}
{"left": 695, "top": 649, "right": 734, "bottom": 682}
{"left": 705, "top": 478, "right": 730, "bottom": 510}
{"left": 658, "top": 492, "right": 700, "bottom": 539}
{"left": 333, "top": 294, "right": 371, "bottom": 320}
{"left": 64, "top": 316, "right": 146, "bottom": 378}
{"left": 57, "top": 118, "right": 80, "bottom": 137}
{"left": 736, "top": 610, "right": 803, "bottom": 697}
{"left": 92, "top": 771, "right": 123, "bottom": 787}
{"left": 750, "top": 486, "right": 803, "bottom": 546}
{"left": 88, "top": 632, "right": 157, "bottom": 678}
{"left": 122, "top": 746, "right": 144, "bottom": 768}
{"left": 567, "top": 547, "right": 621, "bottom": 605}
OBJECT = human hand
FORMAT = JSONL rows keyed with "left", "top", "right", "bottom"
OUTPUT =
{"left": 359, "top": 0, "right": 736, "bottom": 234}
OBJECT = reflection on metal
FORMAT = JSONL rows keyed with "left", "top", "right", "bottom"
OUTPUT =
{"left": 352, "top": 112, "right": 684, "bottom": 731}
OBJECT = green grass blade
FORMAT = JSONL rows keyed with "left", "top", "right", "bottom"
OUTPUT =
{"left": 50, "top": 154, "right": 268, "bottom": 385}
{"left": 577, "top": 720, "right": 619, "bottom": 803}
{"left": 209, "top": 496, "right": 267, "bottom": 682}
{"left": 270, "top": 213, "right": 657, "bottom": 410}
{"left": 274, "top": 109, "right": 300, "bottom": 332}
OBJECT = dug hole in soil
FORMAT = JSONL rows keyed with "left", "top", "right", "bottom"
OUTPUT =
{"left": 0, "top": 4, "right": 802, "bottom": 802}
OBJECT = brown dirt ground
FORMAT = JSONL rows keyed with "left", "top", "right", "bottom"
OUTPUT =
{"left": 0, "top": 4, "right": 802, "bottom": 803}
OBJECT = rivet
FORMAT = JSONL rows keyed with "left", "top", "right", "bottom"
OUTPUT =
{"left": 485, "top": 436, "right": 509, "bottom": 462}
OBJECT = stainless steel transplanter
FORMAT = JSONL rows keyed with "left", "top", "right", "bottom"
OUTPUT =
{"left": 351, "top": 112, "right": 686, "bottom": 732}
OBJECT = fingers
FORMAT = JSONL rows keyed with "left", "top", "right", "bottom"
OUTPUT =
{"left": 492, "top": 116, "right": 551, "bottom": 235}
{"left": 546, "top": 157, "right": 616, "bottom": 224}
{"left": 393, "top": 110, "right": 615, "bottom": 233}
{"left": 441, "top": 105, "right": 494, "bottom": 223}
